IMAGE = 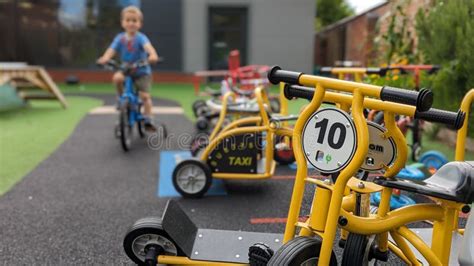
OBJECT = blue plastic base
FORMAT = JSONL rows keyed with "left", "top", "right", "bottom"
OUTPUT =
{"left": 157, "top": 151, "right": 227, "bottom": 197}
{"left": 370, "top": 192, "right": 416, "bottom": 210}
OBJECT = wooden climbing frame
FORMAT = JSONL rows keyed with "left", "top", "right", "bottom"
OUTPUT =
{"left": 0, "top": 63, "right": 68, "bottom": 108}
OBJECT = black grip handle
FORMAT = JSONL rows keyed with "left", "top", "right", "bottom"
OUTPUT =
{"left": 380, "top": 86, "right": 433, "bottom": 112}
{"left": 428, "top": 65, "right": 441, "bottom": 75}
{"left": 268, "top": 66, "right": 303, "bottom": 85}
{"left": 283, "top": 84, "right": 314, "bottom": 101}
{"left": 415, "top": 109, "right": 466, "bottom": 130}
{"left": 366, "top": 67, "right": 388, "bottom": 77}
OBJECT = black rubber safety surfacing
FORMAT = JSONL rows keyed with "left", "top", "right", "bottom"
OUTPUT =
{"left": 267, "top": 236, "right": 337, "bottom": 266}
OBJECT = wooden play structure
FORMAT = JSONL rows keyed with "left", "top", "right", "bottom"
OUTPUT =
{"left": 0, "top": 63, "right": 68, "bottom": 108}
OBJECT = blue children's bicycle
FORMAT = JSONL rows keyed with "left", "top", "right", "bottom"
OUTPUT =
{"left": 99, "top": 59, "right": 167, "bottom": 151}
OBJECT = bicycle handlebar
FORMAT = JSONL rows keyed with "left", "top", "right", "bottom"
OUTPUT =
{"left": 284, "top": 84, "right": 464, "bottom": 129}
{"left": 270, "top": 66, "right": 433, "bottom": 111}
{"left": 97, "top": 59, "right": 150, "bottom": 73}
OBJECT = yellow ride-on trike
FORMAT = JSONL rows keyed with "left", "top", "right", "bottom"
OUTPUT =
{"left": 319, "top": 66, "right": 388, "bottom": 82}
{"left": 190, "top": 83, "right": 294, "bottom": 166}
{"left": 173, "top": 85, "right": 297, "bottom": 198}
{"left": 266, "top": 68, "right": 471, "bottom": 266}
{"left": 122, "top": 67, "right": 472, "bottom": 265}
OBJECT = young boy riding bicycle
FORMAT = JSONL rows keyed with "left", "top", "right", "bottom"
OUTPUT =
{"left": 97, "top": 6, "right": 159, "bottom": 131}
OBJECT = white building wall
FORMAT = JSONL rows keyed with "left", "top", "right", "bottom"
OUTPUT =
{"left": 183, "top": 0, "right": 315, "bottom": 73}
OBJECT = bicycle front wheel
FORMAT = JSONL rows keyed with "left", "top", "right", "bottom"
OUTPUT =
{"left": 119, "top": 106, "right": 133, "bottom": 151}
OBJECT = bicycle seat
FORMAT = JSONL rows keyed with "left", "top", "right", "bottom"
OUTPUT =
{"left": 374, "top": 161, "right": 474, "bottom": 204}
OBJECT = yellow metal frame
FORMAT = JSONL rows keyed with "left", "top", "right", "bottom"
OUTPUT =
{"left": 199, "top": 86, "right": 293, "bottom": 180}
{"left": 324, "top": 67, "right": 378, "bottom": 82}
{"left": 455, "top": 89, "right": 474, "bottom": 161}
{"left": 282, "top": 73, "right": 471, "bottom": 266}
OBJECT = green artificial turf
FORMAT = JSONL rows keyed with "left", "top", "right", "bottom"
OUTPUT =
{"left": 0, "top": 96, "right": 102, "bottom": 195}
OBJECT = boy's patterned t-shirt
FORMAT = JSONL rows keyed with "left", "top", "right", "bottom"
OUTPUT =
{"left": 109, "top": 32, "right": 152, "bottom": 76}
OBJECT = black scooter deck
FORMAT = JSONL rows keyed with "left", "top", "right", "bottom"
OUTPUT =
{"left": 162, "top": 200, "right": 282, "bottom": 263}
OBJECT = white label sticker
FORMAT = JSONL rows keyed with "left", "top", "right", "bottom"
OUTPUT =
{"left": 302, "top": 108, "right": 357, "bottom": 173}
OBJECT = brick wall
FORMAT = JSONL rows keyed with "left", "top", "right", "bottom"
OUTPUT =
{"left": 315, "top": 0, "right": 429, "bottom": 67}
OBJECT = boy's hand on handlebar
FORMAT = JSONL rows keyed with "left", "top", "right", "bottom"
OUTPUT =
{"left": 148, "top": 54, "right": 159, "bottom": 64}
{"left": 96, "top": 57, "right": 109, "bottom": 65}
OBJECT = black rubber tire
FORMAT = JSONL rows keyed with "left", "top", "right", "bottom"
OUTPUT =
{"left": 156, "top": 121, "right": 168, "bottom": 139}
{"left": 123, "top": 217, "right": 182, "bottom": 265}
{"left": 137, "top": 103, "right": 145, "bottom": 138}
{"left": 172, "top": 159, "right": 212, "bottom": 198}
{"left": 267, "top": 236, "right": 337, "bottom": 266}
{"left": 195, "top": 116, "right": 210, "bottom": 131}
{"left": 273, "top": 136, "right": 295, "bottom": 165}
{"left": 137, "top": 120, "right": 145, "bottom": 138}
{"left": 119, "top": 105, "right": 132, "bottom": 152}
{"left": 411, "top": 142, "right": 421, "bottom": 162}
{"left": 192, "top": 100, "right": 208, "bottom": 118}
{"left": 341, "top": 233, "right": 369, "bottom": 266}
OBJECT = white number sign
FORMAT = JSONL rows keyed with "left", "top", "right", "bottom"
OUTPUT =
{"left": 302, "top": 108, "right": 357, "bottom": 174}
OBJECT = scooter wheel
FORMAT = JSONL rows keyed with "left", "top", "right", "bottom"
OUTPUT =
{"left": 123, "top": 217, "right": 180, "bottom": 265}
{"left": 267, "top": 236, "right": 337, "bottom": 266}
{"left": 172, "top": 159, "right": 212, "bottom": 198}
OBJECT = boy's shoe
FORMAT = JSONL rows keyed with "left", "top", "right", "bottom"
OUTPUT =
{"left": 144, "top": 117, "right": 157, "bottom": 132}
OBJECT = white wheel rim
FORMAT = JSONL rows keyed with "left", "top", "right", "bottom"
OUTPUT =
{"left": 176, "top": 164, "right": 207, "bottom": 194}
{"left": 131, "top": 233, "right": 177, "bottom": 261}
